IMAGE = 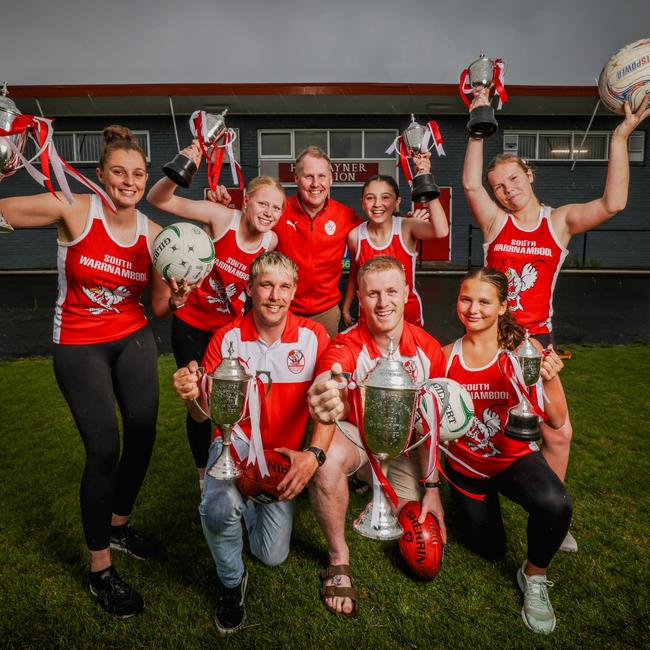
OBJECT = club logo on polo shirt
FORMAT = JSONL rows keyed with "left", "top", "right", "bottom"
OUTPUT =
{"left": 324, "top": 220, "right": 336, "bottom": 236}
{"left": 287, "top": 349, "right": 305, "bottom": 374}
{"left": 403, "top": 359, "right": 419, "bottom": 383}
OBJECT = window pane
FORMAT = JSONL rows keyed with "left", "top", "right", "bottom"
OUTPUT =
{"left": 330, "top": 131, "right": 362, "bottom": 158}
{"left": 260, "top": 132, "right": 291, "bottom": 157}
{"left": 52, "top": 133, "right": 75, "bottom": 161}
{"left": 518, "top": 135, "right": 536, "bottom": 160}
{"left": 538, "top": 133, "right": 571, "bottom": 159}
{"left": 134, "top": 133, "right": 150, "bottom": 160}
{"left": 295, "top": 131, "right": 327, "bottom": 156}
{"left": 364, "top": 131, "right": 396, "bottom": 158}
{"left": 76, "top": 133, "right": 103, "bottom": 162}
{"left": 572, "top": 133, "right": 606, "bottom": 160}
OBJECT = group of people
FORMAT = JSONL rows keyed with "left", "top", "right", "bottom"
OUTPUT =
{"left": 1, "top": 91, "right": 647, "bottom": 636}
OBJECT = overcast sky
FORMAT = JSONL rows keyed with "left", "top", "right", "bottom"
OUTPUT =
{"left": 2, "top": 0, "right": 648, "bottom": 86}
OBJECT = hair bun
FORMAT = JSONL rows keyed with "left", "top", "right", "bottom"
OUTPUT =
{"left": 103, "top": 124, "right": 135, "bottom": 145}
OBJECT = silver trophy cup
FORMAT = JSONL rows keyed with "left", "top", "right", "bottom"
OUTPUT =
{"left": 337, "top": 338, "right": 422, "bottom": 540}
{"left": 0, "top": 84, "right": 28, "bottom": 184}
{"left": 466, "top": 53, "right": 499, "bottom": 139}
{"left": 163, "top": 108, "right": 229, "bottom": 188}
{"left": 401, "top": 114, "right": 440, "bottom": 203}
{"left": 504, "top": 332, "right": 542, "bottom": 441}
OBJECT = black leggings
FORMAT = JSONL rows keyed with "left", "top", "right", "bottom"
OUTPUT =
{"left": 446, "top": 452, "right": 572, "bottom": 568}
{"left": 171, "top": 316, "right": 214, "bottom": 469}
{"left": 53, "top": 327, "right": 159, "bottom": 551}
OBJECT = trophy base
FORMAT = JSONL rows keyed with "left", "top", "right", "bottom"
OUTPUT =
{"left": 411, "top": 173, "right": 440, "bottom": 203}
{"left": 162, "top": 154, "right": 198, "bottom": 188}
{"left": 467, "top": 105, "right": 498, "bottom": 139}
{"left": 504, "top": 411, "right": 541, "bottom": 441}
{"left": 353, "top": 499, "right": 403, "bottom": 541}
{"left": 206, "top": 450, "right": 242, "bottom": 481}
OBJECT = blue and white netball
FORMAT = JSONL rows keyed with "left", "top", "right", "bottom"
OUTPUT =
{"left": 598, "top": 39, "right": 650, "bottom": 115}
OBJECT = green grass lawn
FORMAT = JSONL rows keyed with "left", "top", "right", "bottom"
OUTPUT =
{"left": 1, "top": 347, "right": 649, "bottom": 649}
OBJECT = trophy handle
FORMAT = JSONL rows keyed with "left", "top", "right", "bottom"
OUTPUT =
{"left": 255, "top": 370, "right": 272, "bottom": 399}
{"left": 214, "top": 128, "right": 238, "bottom": 150}
{"left": 190, "top": 366, "right": 212, "bottom": 422}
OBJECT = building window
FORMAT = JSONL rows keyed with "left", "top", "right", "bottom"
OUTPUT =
{"left": 26, "top": 130, "right": 151, "bottom": 164}
{"left": 503, "top": 130, "right": 644, "bottom": 162}
{"left": 259, "top": 129, "right": 397, "bottom": 160}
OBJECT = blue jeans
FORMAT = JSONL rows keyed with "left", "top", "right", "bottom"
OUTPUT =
{"left": 199, "top": 438, "right": 295, "bottom": 588}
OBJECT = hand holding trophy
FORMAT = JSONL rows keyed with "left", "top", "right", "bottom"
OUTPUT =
{"left": 163, "top": 109, "right": 242, "bottom": 192}
{"left": 334, "top": 338, "right": 424, "bottom": 540}
{"left": 387, "top": 115, "right": 445, "bottom": 204}
{"left": 0, "top": 83, "right": 116, "bottom": 230}
{"left": 459, "top": 53, "right": 508, "bottom": 138}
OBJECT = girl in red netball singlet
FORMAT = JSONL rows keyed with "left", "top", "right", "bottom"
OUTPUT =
{"left": 462, "top": 90, "right": 650, "bottom": 551}
{"left": 342, "top": 155, "right": 449, "bottom": 327}
{"left": 147, "top": 144, "right": 283, "bottom": 487}
{"left": 444, "top": 267, "right": 569, "bottom": 635}
{"left": 0, "top": 126, "right": 191, "bottom": 618}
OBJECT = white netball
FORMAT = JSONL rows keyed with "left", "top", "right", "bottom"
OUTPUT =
{"left": 152, "top": 222, "right": 215, "bottom": 283}
{"left": 598, "top": 38, "right": 650, "bottom": 115}
{"left": 414, "top": 378, "right": 475, "bottom": 442}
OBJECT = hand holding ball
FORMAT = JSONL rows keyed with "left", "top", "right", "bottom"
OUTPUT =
{"left": 152, "top": 222, "right": 215, "bottom": 283}
{"left": 398, "top": 501, "right": 444, "bottom": 580}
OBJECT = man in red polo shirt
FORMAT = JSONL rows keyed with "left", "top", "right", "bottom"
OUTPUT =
{"left": 173, "top": 251, "right": 332, "bottom": 636}
{"left": 212, "top": 147, "right": 361, "bottom": 337}
{"left": 274, "top": 147, "right": 362, "bottom": 337}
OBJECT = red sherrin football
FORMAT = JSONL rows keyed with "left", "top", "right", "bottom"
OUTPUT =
{"left": 398, "top": 500, "right": 444, "bottom": 580}
{"left": 235, "top": 450, "right": 291, "bottom": 504}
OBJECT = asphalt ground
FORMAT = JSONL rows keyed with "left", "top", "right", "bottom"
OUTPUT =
{"left": 1, "top": 271, "right": 648, "bottom": 358}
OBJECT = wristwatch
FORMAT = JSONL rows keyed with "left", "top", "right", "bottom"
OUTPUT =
{"left": 422, "top": 480, "right": 442, "bottom": 489}
{"left": 305, "top": 446, "right": 327, "bottom": 467}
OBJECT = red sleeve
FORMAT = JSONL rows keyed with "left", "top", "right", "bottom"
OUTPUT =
{"left": 201, "top": 329, "right": 225, "bottom": 374}
{"left": 316, "top": 335, "right": 356, "bottom": 376}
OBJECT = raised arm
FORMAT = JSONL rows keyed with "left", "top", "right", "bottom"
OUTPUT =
{"left": 556, "top": 95, "right": 650, "bottom": 239}
{"left": 146, "top": 140, "right": 234, "bottom": 231}
{"left": 406, "top": 152, "right": 449, "bottom": 241}
{"left": 0, "top": 191, "right": 89, "bottom": 235}
{"left": 462, "top": 91, "right": 503, "bottom": 237}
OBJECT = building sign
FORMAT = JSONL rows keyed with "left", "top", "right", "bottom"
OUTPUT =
{"left": 279, "top": 161, "right": 379, "bottom": 184}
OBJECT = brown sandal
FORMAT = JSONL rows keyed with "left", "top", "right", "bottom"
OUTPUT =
{"left": 319, "top": 564, "right": 358, "bottom": 617}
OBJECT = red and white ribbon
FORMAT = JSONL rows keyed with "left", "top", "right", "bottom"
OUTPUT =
{"left": 458, "top": 58, "right": 509, "bottom": 111}
{"left": 385, "top": 121, "right": 445, "bottom": 189}
{"left": 190, "top": 111, "right": 243, "bottom": 192}
{"left": 499, "top": 351, "right": 546, "bottom": 419}
{"left": 245, "top": 374, "right": 270, "bottom": 477}
{"left": 0, "top": 115, "right": 116, "bottom": 212}
{"left": 350, "top": 389, "right": 399, "bottom": 525}
{"left": 416, "top": 383, "right": 487, "bottom": 500}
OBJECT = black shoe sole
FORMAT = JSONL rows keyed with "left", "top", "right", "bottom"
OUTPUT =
{"left": 214, "top": 571, "right": 248, "bottom": 636}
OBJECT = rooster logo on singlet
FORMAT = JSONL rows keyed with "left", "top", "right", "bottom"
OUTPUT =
{"left": 206, "top": 277, "right": 240, "bottom": 313}
{"left": 82, "top": 284, "right": 132, "bottom": 315}
{"left": 505, "top": 263, "right": 538, "bottom": 311}
{"left": 464, "top": 407, "right": 502, "bottom": 457}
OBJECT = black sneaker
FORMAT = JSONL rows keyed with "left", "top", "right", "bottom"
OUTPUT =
{"left": 89, "top": 566, "right": 144, "bottom": 618}
{"left": 110, "top": 524, "right": 160, "bottom": 560}
{"left": 214, "top": 569, "right": 248, "bottom": 636}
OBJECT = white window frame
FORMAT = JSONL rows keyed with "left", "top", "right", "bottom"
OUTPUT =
{"left": 258, "top": 128, "right": 399, "bottom": 187}
{"left": 503, "top": 129, "right": 645, "bottom": 163}
{"left": 258, "top": 128, "right": 398, "bottom": 161}
{"left": 27, "top": 130, "right": 151, "bottom": 164}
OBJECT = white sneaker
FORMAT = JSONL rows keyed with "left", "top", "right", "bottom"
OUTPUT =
{"left": 559, "top": 530, "right": 578, "bottom": 553}
{"left": 516, "top": 562, "right": 556, "bottom": 634}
